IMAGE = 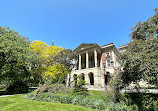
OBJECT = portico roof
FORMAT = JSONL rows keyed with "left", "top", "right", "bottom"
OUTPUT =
{"left": 73, "top": 43, "right": 101, "bottom": 53}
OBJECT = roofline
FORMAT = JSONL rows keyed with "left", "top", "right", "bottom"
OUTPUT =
{"left": 73, "top": 43, "right": 100, "bottom": 53}
{"left": 73, "top": 43, "right": 119, "bottom": 54}
{"left": 101, "top": 43, "right": 113, "bottom": 47}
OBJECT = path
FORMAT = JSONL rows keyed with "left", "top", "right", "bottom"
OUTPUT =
{"left": 0, "top": 94, "right": 23, "bottom": 98}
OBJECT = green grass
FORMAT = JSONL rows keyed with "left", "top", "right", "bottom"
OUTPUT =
{"left": 0, "top": 95, "right": 98, "bottom": 111}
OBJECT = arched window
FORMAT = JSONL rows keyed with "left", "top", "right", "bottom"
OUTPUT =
{"left": 88, "top": 72, "right": 94, "bottom": 85}
{"left": 80, "top": 73, "right": 85, "bottom": 85}
{"left": 104, "top": 72, "right": 110, "bottom": 84}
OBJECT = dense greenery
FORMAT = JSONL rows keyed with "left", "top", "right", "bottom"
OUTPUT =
{"left": 0, "top": 95, "right": 97, "bottom": 111}
{"left": 24, "top": 84, "right": 139, "bottom": 111}
{"left": 30, "top": 41, "right": 73, "bottom": 84}
{"left": 72, "top": 75, "right": 88, "bottom": 95}
{"left": 107, "top": 7, "right": 158, "bottom": 111}
{"left": 118, "top": 7, "right": 158, "bottom": 88}
{"left": 0, "top": 26, "right": 73, "bottom": 93}
{"left": 0, "top": 27, "right": 41, "bottom": 91}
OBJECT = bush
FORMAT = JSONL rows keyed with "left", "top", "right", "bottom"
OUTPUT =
{"left": 48, "top": 84, "right": 68, "bottom": 94}
{"left": 108, "top": 101, "right": 138, "bottom": 111}
{"left": 124, "top": 93, "right": 158, "bottom": 111}
{"left": 72, "top": 75, "right": 88, "bottom": 96}
{"left": 93, "top": 99, "right": 106, "bottom": 110}
{"left": 24, "top": 91, "right": 108, "bottom": 110}
{"left": 153, "top": 100, "right": 158, "bottom": 111}
{"left": 24, "top": 92, "right": 36, "bottom": 100}
{"left": 72, "top": 95, "right": 84, "bottom": 105}
{"left": 6, "top": 81, "right": 29, "bottom": 93}
{"left": 34, "top": 83, "right": 69, "bottom": 96}
{"left": 50, "top": 94, "right": 74, "bottom": 104}
{"left": 80, "top": 97, "right": 92, "bottom": 107}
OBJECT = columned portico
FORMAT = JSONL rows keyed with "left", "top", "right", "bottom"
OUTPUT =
{"left": 77, "top": 50, "right": 99, "bottom": 70}
{"left": 69, "top": 43, "right": 119, "bottom": 91}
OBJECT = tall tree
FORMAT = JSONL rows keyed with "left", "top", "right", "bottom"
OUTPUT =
{"left": 118, "top": 7, "right": 158, "bottom": 88}
{"left": 30, "top": 40, "right": 68, "bottom": 84}
{"left": 0, "top": 26, "right": 40, "bottom": 85}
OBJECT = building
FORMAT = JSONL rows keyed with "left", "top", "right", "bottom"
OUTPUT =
{"left": 67, "top": 43, "right": 119, "bottom": 91}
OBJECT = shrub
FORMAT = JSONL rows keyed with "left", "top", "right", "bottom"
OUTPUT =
{"left": 24, "top": 92, "right": 36, "bottom": 100}
{"left": 48, "top": 84, "right": 69, "bottom": 94}
{"left": 6, "top": 81, "right": 29, "bottom": 93}
{"left": 72, "top": 75, "right": 88, "bottom": 96}
{"left": 34, "top": 84, "right": 49, "bottom": 96}
{"left": 72, "top": 95, "right": 84, "bottom": 105}
{"left": 34, "top": 83, "right": 69, "bottom": 96}
{"left": 141, "top": 94, "right": 158, "bottom": 111}
{"left": 93, "top": 99, "right": 106, "bottom": 110}
{"left": 119, "top": 94, "right": 132, "bottom": 106}
{"left": 58, "top": 94, "right": 74, "bottom": 104}
{"left": 153, "top": 100, "right": 158, "bottom": 111}
{"left": 108, "top": 101, "right": 138, "bottom": 111}
{"left": 124, "top": 93, "right": 158, "bottom": 111}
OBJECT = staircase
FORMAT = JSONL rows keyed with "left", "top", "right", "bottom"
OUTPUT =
{"left": 87, "top": 85, "right": 112, "bottom": 91}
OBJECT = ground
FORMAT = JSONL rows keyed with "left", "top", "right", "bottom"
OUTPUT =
{"left": 0, "top": 95, "right": 98, "bottom": 111}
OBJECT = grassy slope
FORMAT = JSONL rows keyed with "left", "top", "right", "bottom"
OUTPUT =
{"left": 0, "top": 95, "right": 98, "bottom": 111}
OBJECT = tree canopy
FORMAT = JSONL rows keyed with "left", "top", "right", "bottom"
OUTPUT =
{"left": 118, "top": 7, "right": 158, "bottom": 88}
{"left": 30, "top": 41, "right": 73, "bottom": 84}
{"left": 0, "top": 26, "right": 40, "bottom": 84}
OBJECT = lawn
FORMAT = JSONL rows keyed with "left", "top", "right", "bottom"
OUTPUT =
{"left": 0, "top": 95, "right": 98, "bottom": 111}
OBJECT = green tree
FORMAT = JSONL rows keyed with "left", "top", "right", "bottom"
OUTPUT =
{"left": 0, "top": 26, "right": 40, "bottom": 86}
{"left": 118, "top": 7, "right": 158, "bottom": 88}
{"left": 30, "top": 41, "right": 72, "bottom": 84}
{"left": 73, "top": 75, "right": 88, "bottom": 95}
{"left": 51, "top": 49, "right": 74, "bottom": 84}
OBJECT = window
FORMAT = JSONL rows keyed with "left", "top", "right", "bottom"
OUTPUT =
{"left": 106, "top": 52, "right": 110, "bottom": 57}
{"left": 107, "top": 59, "right": 111, "bottom": 67}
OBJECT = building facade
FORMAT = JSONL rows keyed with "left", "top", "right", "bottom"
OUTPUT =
{"left": 67, "top": 43, "right": 119, "bottom": 90}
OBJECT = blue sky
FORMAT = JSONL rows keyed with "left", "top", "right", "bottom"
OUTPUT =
{"left": 0, "top": 0, "right": 157, "bottom": 50}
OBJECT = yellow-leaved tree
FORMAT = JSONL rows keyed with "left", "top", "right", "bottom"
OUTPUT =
{"left": 30, "top": 40, "right": 67, "bottom": 84}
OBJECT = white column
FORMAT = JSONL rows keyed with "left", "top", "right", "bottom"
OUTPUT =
{"left": 86, "top": 52, "right": 89, "bottom": 68}
{"left": 100, "top": 54, "right": 102, "bottom": 68}
{"left": 79, "top": 54, "right": 81, "bottom": 70}
{"left": 94, "top": 49, "right": 97, "bottom": 67}
{"left": 72, "top": 59, "right": 75, "bottom": 70}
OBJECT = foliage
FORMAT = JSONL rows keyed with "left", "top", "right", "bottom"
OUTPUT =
{"left": 30, "top": 40, "right": 69, "bottom": 83}
{"left": 34, "top": 84, "right": 70, "bottom": 97}
{"left": 24, "top": 91, "right": 108, "bottom": 110}
{"left": 72, "top": 75, "right": 88, "bottom": 95}
{"left": 130, "top": 7, "right": 158, "bottom": 40}
{"left": 123, "top": 93, "right": 158, "bottom": 111}
{"left": 1, "top": 95, "right": 96, "bottom": 111}
{"left": 119, "top": 38, "right": 158, "bottom": 87}
{"left": 52, "top": 49, "right": 74, "bottom": 72}
{"left": 118, "top": 7, "right": 158, "bottom": 89}
{"left": 51, "top": 49, "right": 74, "bottom": 84}
{"left": 0, "top": 26, "right": 40, "bottom": 87}
{"left": 6, "top": 81, "right": 29, "bottom": 93}
{"left": 108, "top": 101, "right": 138, "bottom": 111}
{"left": 30, "top": 40, "right": 63, "bottom": 60}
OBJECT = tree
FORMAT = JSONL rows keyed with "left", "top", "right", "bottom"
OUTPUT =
{"left": 73, "top": 75, "right": 88, "bottom": 95}
{"left": 30, "top": 40, "right": 69, "bottom": 84}
{"left": 52, "top": 49, "right": 74, "bottom": 72}
{"left": 118, "top": 7, "right": 158, "bottom": 88}
{"left": 130, "top": 7, "right": 158, "bottom": 40}
{"left": 0, "top": 26, "right": 40, "bottom": 87}
{"left": 52, "top": 49, "right": 74, "bottom": 84}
